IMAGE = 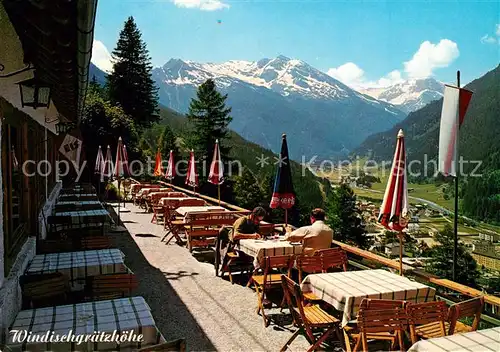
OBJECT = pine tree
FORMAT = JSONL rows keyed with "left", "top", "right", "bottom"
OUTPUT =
{"left": 326, "top": 184, "right": 371, "bottom": 249}
{"left": 425, "top": 224, "right": 479, "bottom": 287}
{"left": 107, "top": 16, "right": 158, "bottom": 128}
{"left": 157, "top": 125, "right": 177, "bottom": 156}
{"left": 233, "top": 168, "right": 267, "bottom": 210}
{"left": 186, "top": 79, "right": 232, "bottom": 176}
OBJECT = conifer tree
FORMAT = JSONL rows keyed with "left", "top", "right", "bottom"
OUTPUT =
{"left": 186, "top": 79, "right": 232, "bottom": 172}
{"left": 107, "top": 16, "right": 158, "bottom": 128}
{"left": 326, "top": 184, "right": 371, "bottom": 249}
{"left": 157, "top": 125, "right": 177, "bottom": 156}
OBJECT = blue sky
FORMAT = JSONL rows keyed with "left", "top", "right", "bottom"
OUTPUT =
{"left": 92, "top": 0, "right": 499, "bottom": 87}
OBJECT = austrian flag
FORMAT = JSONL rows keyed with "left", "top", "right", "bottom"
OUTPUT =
{"left": 438, "top": 85, "right": 473, "bottom": 177}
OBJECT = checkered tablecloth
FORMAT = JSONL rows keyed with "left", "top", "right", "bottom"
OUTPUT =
{"left": 59, "top": 193, "right": 97, "bottom": 198}
{"left": 176, "top": 206, "right": 226, "bottom": 216}
{"left": 301, "top": 269, "right": 436, "bottom": 327}
{"left": 6, "top": 296, "right": 165, "bottom": 352}
{"left": 26, "top": 249, "right": 128, "bottom": 291}
{"left": 159, "top": 197, "right": 197, "bottom": 206}
{"left": 53, "top": 208, "right": 109, "bottom": 223}
{"left": 408, "top": 326, "right": 500, "bottom": 351}
{"left": 238, "top": 239, "right": 303, "bottom": 267}
{"left": 56, "top": 200, "right": 102, "bottom": 206}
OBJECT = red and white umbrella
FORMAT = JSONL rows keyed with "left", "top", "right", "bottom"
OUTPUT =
{"left": 114, "top": 137, "right": 128, "bottom": 179}
{"left": 102, "top": 145, "right": 114, "bottom": 181}
{"left": 185, "top": 150, "right": 198, "bottom": 191}
{"left": 208, "top": 140, "right": 224, "bottom": 203}
{"left": 165, "top": 150, "right": 175, "bottom": 181}
{"left": 123, "top": 145, "right": 130, "bottom": 176}
{"left": 378, "top": 129, "right": 409, "bottom": 275}
{"left": 95, "top": 145, "right": 105, "bottom": 175}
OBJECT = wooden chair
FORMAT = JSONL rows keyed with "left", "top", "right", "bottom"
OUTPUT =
{"left": 355, "top": 307, "right": 408, "bottom": 352}
{"left": 249, "top": 255, "right": 294, "bottom": 327}
{"left": 314, "top": 248, "right": 348, "bottom": 272}
{"left": 344, "top": 299, "right": 407, "bottom": 352}
{"left": 20, "top": 273, "right": 70, "bottom": 309}
{"left": 80, "top": 236, "right": 112, "bottom": 250}
{"left": 407, "top": 300, "right": 448, "bottom": 344}
{"left": 46, "top": 215, "right": 79, "bottom": 239}
{"left": 295, "top": 255, "right": 324, "bottom": 302}
{"left": 184, "top": 212, "right": 243, "bottom": 252}
{"left": 37, "top": 239, "right": 76, "bottom": 254}
{"left": 280, "top": 275, "right": 342, "bottom": 352}
{"left": 80, "top": 215, "right": 106, "bottom": 236}
{"left": 85, "top": 273, "right": 138, "bottom": 301}
{"left": 137, "top": 338, "right": 186, "bottom": 352}
{"left": 447, "top": 296, "right": 484, "bottom": 335}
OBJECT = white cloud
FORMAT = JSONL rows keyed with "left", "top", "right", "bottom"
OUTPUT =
{"left": 91, "top": 40, "right": 113, "bottom": 73}
{"left": 172, "top": 0, "right": 229, "bottom": 11}
{"left": 327, "top": 62, "right": 365, "bottom": 87}
{"left": 327, "top": 63, "right": 403, "bottom": 89}
{"left": 480, "top": 24, "right": 500, "bottom": 45}
{"left": 481, "top": 34, "right": 498, "bottom": 44}
{"left": 403, "top": 39, "right": 459, "bottom": 79}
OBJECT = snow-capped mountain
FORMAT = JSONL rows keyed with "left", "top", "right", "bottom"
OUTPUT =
{"left": 361, "top": 78, "right": 444, "bottom": 114}
{"left": 152, "top": 56, "right": 406, "bottom": 159}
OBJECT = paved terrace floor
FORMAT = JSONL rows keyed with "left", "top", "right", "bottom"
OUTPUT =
{"left": 108, "top": 203, "right": 326, "bottom": 352}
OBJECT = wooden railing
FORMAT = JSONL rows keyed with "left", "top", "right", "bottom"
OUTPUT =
{"left": 134, "top": 179, "right": 500, "bottom": 317}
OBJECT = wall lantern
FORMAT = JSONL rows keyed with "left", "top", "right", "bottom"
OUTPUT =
{"left": 17, "top": 77, "right": 51, "bottom": 109}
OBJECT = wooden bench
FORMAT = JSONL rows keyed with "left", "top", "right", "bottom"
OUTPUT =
{"left": 131, "top": 184, "right": 160, "bottom": 205}
{"left": 184, "top": 211, "right": 250, "bottom": 252}
{"left": 147, "top": 191, "right": 185, "bottom": 214}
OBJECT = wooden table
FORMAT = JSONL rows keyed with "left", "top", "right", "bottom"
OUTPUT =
{"left": 408, "top": 326, "right": 500, "bottom": 351}
{"left": 239, "top": 238, "right": 303, "bottom": 267}
{"left": 159, "top": 197, "right": 196, "bottom": 206}
{"left": 52, "top": 208, "right": 111, "bottom": 229}
{"left": 26, "top": 249, "right": 128, "bottom": 290}
{"left": 301, "top": 269, "right": 436, "bottom": 326}
{"left": 6, "top": 296, "right": 165, "bottom": 351}
{"left": 176, "top": 206, "right": 226, "bottom": 217}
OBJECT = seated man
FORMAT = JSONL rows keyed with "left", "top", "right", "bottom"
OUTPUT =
{"left": 231, "top": 206, "right": 267, "bottom": 241}
{"left": 285, "top": 208, "right": 333, "bottom": 255}
{"left": 216, "top": 207, "right": 267, "bottom": 276}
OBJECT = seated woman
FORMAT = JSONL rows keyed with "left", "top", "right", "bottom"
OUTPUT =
{"left": 285, "top": 208, "right": 333, "bottom": 255}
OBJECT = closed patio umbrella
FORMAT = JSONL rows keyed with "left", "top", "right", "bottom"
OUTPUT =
{"left": 208, "top": 139, "right": 224, "bottom": 204}
{"left": 378, "top": 129, "right": 409, "bottom": 276}
{"left": 185, "top": 150, "right": 198, "bottom": 193}
{"left": 165, "top": 150, "right": 175, "bottom": 181}
{"left": 270, "top": 134, "right": 295, "bottom": 225}
{"left": 94, "top": 145, "right": 105, "bottom": 196}
{"left": 114, "top": 137, "right": 128, "bottom": 217}
{"left": 153, "top": 149, "right": 163, "bottom": 177}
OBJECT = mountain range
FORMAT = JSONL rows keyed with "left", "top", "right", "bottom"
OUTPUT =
{"left": 150, "top": 56, "right": 407, "bottom": 159}
{"left": 355, "top": 65, "right": 500, "bottom": 171}
{"left": 361, "top": 78, "right": 444, "bottom": 114}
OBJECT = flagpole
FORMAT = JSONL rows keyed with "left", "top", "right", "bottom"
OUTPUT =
{"left": 453, "top": 70, "right": 460, "bottom": 282}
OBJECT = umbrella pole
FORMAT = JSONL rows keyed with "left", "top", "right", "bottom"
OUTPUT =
{"left": 452, "top": 70, "right": 460, "bottom": 282}
{"left": 218, "top": 184, "right": 221, "bottom": 205}
{"left": 399, "top": 232, "right": 404, "bottom": 276}
{"left": 285, "top": 209, "right": 288, "bottom": 226}
{"left": 117, "top": 179, "right": 121, "bottom": 224}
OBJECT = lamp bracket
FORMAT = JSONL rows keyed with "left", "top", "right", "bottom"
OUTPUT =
{"left": 0, "top": 63, "right": 35, "bottom": 78}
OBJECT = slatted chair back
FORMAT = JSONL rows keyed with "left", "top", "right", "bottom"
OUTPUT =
{"left": 86, "top": 273, "right": 138, "bottom": 301}
{"left": 359, "top": 298, "right": 407, "bottom": 311}
{"left": 80, "top": 236, "right": 112, "bottom": 250}
{"left": 185, "top": 211, "right": 242, "bottom": 227}
{"left": 358, "top": 307, "right": 408, "bottom": 351}
{"left": 80, "top": 215, "right": 106, "bottom": 235}
{"left": 183, "top": 212, "right": 236, "bottom": 251}
{"left": 281, "top": 275, "right": 303, "bottom": 324}
{"left": 137, "top": 338, "right": 187, "bottom": 352}
{"left": 296, "top": 255, "right": 324, "bottom": 282}
{"left": 21, "top": 273, "right": 70, "bottom": 309}
{"left": 46, "top": 215, "right": 75, "bottom": 238}
{"left": 258, "top": 223, "right": 278, "bottom": 237}
{"left": 448, "top": 296, "right": 484, "bottom": 334}
{"left": 407, "top": 301, "right": 448, "bottom": 343}
{"left": 315, "top": 248, "right": 348, "bottom": 272}
{"left": 150, "top": 192, "right": 185, "bottom": 206}
{"left": 174, "top": 198, "right": 206, "bottom": 208}
{"left": 260, "top": 255, "right": 293, "bottom": 289}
